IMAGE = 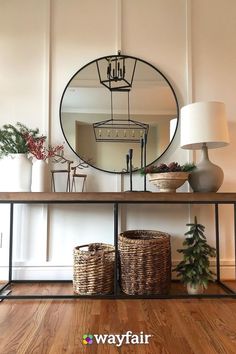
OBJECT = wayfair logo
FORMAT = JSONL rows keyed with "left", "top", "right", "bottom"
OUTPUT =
{"left": 82, "top": 331, "right": 152, "bottom": 347}
{"left": 82, "top": 334, "right": 93, "bottom": 345}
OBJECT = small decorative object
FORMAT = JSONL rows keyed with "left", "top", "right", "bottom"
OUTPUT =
{"left": 143, "top": 162, "right": 195, "bottom": 192}
{"left": 51, "top": 153, "right": 73, "bottom": 192}
{"left": 118, "top": 230, "right": 171, "bottom": 295}
{"left": 128, "top": 148, "right": 133, "bottom": 191}
{"left": 125, "top": 148, "right": 140, "bottom": 192}
{"left": 140, "top": 133, "right": 148, "bottom": 191}
{"left": 124, "top": 149, "right": 133, "bottom": 191}
{"left": 51, "top": 154, "right": 90, "bottom": 192}
{"left": 126, "top": 153, "right": 129, "bottom": 173}
{"left": 24, "top": 133, "right": 63, "bottom": 192}
{"left": 73, "top": 243, "right": 115, "bottom": 295}
{"left": 181, "top": 101, "right": 230, "bottom": 192}
{"left": 148, "top": 172, "right": 189, "bottom": 193}
{"left": 31, "top": 159, "right": 51, "bottom": 192}
{"left": 173, "top": 216, "right": 216, "bottom": 295}
{"left": 71, "top": 159, "right": 89, "bottom": 192}
{"left": 0, "top": 123, "right": 41, "bottom": 191}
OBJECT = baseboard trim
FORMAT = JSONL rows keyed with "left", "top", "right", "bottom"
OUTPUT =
{"left": 0, "top": 261, "right": 235, "bottom": 281}
{"left": 0, "top": 265, "right": 73, "bottom": 281}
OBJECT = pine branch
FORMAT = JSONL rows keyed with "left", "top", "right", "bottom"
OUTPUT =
{"left": 0, "top": 122, "right": 41, "bottom": 157}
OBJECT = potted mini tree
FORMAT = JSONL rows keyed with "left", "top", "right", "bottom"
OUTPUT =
{"left": 173, "top": 216, "right": 216, "bottom": 294}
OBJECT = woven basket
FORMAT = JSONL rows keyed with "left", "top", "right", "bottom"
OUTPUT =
{"left": 118, "top": 230, "right": 171, "bottom": 295}
{"left": 73, "top": 243, "right": 115, "bottom": 295}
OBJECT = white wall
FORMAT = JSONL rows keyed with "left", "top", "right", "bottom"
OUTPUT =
{"left": 0, "top": 0, "right": 235, "bottom": 279}
{"left": 191, "top": 0, "right": 236, "bottom": 277}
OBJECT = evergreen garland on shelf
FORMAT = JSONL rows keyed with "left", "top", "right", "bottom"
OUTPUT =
{"left": 173, "top": 216, "right": 216, "bottom": 289}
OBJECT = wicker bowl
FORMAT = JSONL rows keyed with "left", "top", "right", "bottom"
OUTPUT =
{"left": 73, "top": 243, "right": 115, "bottom": 295}
{"left": 118, "top": 230, "right": 171, "bottom": 295}
{"left": 147, "top": 172, "right": 189, "bottom": 192}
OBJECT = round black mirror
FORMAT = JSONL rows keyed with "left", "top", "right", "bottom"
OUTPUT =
{"left": 60, "top": 54, "right": 179, "bottom": 173}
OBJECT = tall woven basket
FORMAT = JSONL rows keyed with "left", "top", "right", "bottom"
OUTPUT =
{"left": 73, "top": 243, "right": 115, "bottom": 295}
{"left": 118, "top": 230, "right": 171, "bottom": 295}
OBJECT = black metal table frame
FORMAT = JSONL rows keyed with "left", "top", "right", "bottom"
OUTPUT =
{"left": 0, "top": 197, "right": 236, "bottom": 300}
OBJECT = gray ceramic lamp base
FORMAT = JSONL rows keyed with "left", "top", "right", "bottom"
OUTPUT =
{"left": 189, "top": 144, "right": 224, "bottom": 193}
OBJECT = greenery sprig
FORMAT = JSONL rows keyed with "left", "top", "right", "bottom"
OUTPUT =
{"left": 141, "top": 162, "right": 196, "bottom": 175}
{"left": 173, "top": 216, "right": 216, "bottom": 288}
{"left": 0, "top": 122, "right": 40, "bottom": 157}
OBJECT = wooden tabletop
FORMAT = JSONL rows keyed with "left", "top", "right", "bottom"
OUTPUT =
{"left": 0, "top": 192, "right": 236, "bottom": 203}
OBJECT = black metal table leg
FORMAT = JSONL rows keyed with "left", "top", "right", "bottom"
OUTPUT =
{"left": 114, "top": 203, "right": 119, "bottom": 296}
{"left": 215, "top": 202, "right": 236, "bottom": 295}
{"left": 215, "top": 203, "right": 220, "bottom": 282}
{"left": 0, "top": 203, "right": 14, "bottom": 300}
{"left": 9, "top": 203, "right": 14, "bottom": 283}
{"left": 234, "top": 203, "right": 236, "bottom": 281}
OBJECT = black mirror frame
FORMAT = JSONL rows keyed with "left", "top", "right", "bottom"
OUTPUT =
{"left": 59, "top": 54, "right": 179, "bottom": 174}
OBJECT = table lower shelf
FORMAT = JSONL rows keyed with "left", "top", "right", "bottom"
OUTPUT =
{"left": 1, "top": 280, "right": 236, "bottom": 300}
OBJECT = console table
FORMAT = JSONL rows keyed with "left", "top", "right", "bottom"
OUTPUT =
{"left": 0, "top": 192, "right": 236, "bottom": 300}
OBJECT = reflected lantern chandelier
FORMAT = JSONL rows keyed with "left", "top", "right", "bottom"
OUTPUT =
{"left": 93, "top": 53, "right": 149, "bottom": 143}
{"left": 93, "top": 90, "right": 149, "bottom": 143}
{"left": 96, "top": 53, "right": 137, "bottom": 91}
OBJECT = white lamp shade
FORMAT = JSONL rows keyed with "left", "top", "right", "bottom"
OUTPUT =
{"left": 180, "top": 101, "right": 230, "bottom": 149}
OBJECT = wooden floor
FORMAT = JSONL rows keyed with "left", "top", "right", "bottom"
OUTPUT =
{"left": 1, "top": 284, "right": 236, "bottom": 353}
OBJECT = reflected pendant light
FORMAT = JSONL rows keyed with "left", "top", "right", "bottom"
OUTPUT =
{"left": 93, "top": 90, "right": 149, "bottom": 143}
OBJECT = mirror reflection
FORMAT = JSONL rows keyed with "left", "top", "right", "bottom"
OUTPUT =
{"left": 60, "top": 55, "right": 179, "bottom": 173}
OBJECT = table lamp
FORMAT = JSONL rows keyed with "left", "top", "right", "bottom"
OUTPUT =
{"left": 180, "top": 101, "right": 229, "bottom": 192}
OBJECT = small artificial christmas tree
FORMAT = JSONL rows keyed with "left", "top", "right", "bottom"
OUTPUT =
{"left": 173, "top": 216, "right": 216, "bottom": 291}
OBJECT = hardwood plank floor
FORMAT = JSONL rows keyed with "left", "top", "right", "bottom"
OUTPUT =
{"left": 0, "top": 284, "right": 236, "bottom": 353}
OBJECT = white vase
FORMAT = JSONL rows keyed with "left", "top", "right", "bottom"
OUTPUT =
{"left": 0, "top": 154, "right": 32, "bottom": 192}
{"left": 31, "top": 159, "right": 51, "bottom": 192}
{"left": 187, "top": 283, "right": 204, "bottom": 295}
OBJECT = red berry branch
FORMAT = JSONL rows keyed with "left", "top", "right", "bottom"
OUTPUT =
{"left": 24, "top": 133, "right": 63, "bottom": 160}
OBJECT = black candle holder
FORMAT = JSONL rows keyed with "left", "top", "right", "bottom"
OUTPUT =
{"left": 139, "top": 133, "right": 149, "bottom": 192}
{"left": 129, "top": 148, "right": 133, "bottom": 191}
{"left": 143, "top": 133, "right": 147, "bottom": 191}
{"left": 124, "top": 149, "right": 135, "bottom": 192}
{"left": 126, "top": 154, "right": 129, "bottom": 173}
